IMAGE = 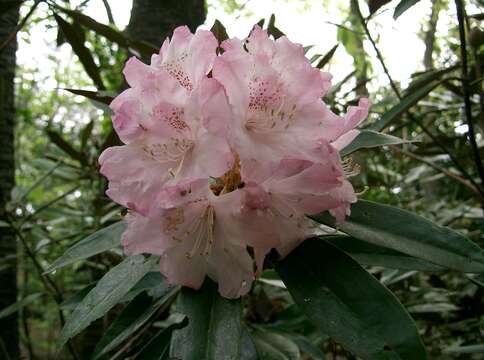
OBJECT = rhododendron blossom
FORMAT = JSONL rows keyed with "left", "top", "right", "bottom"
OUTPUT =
{"left": 99, "top": 25, "right": 369, "bottom": 298}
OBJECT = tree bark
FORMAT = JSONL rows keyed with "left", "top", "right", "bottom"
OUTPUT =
{"left": 126, "top": 0, "right": 206, "bottom": 58}
{"left": 0, "top": 1, "right": 20, "bottom": 359}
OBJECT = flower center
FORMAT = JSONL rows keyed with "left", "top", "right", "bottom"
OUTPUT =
{"left": 210, "top": 155, "right": 243, "bottom": 195}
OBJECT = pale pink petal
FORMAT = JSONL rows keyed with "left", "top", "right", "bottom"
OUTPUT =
{"left": 121, "top": 212, "right": 170, "bottom": 256}
{"left": 331, "top": 129, "right": 360, "bottom": 151}
{"left": 109, "top": 89, "right": 145, "bottom": 144}
{"left": 328, "top": 181, "right": 358, "bottom": 223}
{"left": 123, "top": 56, "right": 155, "bottom": 87}
{"left": 99, "top": 145, "right": 174, "bottom": 216}
{"left": 177, "top": 132, "right": 234, "bottom": 180}
{"left": 156, "top": 178, "right": 210, "bottom": 209}
{"left": 208, "top": 233, "right": 254, "bottom": 298}
{"left": 152, "top": 26, "right": 217, "bottom": 90}
{"left": 246, "top": 25, "right": 276, "bottom": 58}
{"left": 212, "top": 50, "right": 250, "bottom": 118}
{"left": 161, "top": 246, "right": 207, "bottom": 290}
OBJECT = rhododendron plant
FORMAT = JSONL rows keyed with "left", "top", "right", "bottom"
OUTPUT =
{"left": 99, "top": 25, "right": 368, "bottom": 298}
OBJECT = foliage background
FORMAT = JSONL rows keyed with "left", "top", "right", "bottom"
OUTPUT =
{"left": 1, "top": 0, "right": 484, "bottom": 358}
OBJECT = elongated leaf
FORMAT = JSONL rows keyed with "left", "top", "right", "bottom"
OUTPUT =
{"left": 58, "top": 255, "right": 155, "bottom": 346}
{"left": 252, "top": 329, "right": 300, "bottom": 360}
{"left": 277, "top": 239, "right": 427, "bottom": 360}
{"left": 369, "top": 81, "right": 440, "bottom": 131}
{"left": 46, "top": 130, "right": 86, "bottom": 165}
{"left": 404, "top": 66, "right": 458, "bottom": 96}
{"left": 286, "top": 333, "right": 325, "bottom": 360}
{"left": 240, "top": 326, "right": 259, "bottom": 360}
{"left": 210, "top": 19, "right": 229, "bottom": 44}
{"left": 170, "top": 279, "right": 243, "bottom": 360}
{"left": 267, "top": 14, "right": 285, "bottom": 39}
{"left": 326, "top": 235, "right": 444, "bottom": 271}
{"left": 60, "top": 283, "right": 96, "bottom": 310}
{"left": 134, "top": 319, "right": 188, "bottom": 360}
{"left": 54, "top": 14, "right": 105, "bottom": 90}
{"left": 0, "top": 293, "right": 42, "bottom": 319}
{"left": 63, "top": 88, "right": 114, "bottom": 105}
{"left": 92, "top": 284, "right": 178, "bottom": 359}
{"left": 56, "top": 7, "right": 158, "bottom": 58}
{"left": 369, "top": 0, "right": 392, "bottom": 15}
{"left": 45, "top": 221, "right": 126, "bottom": 273}
{"left": 313, "top": 200, "right": 484, "bottom": 273}
{"left": 340, "top": 130, "right": 410, "bottom": 156}
{"left": 444, "top": 344, "right": 484, "bottom": 354}
{"left": 58, "top": 7, "right": 128, "bottom": 45}
{"left": 394, "top": 0, "right": 421, "bottom": 19}
{"left": 80, "top": 120, "right": 94, "bottom": 150}
{"left": 123, "top": 271, "right": 170, "bottom": 301}
{"left": 316, "top": 44, "right": 338, "bottom": 69}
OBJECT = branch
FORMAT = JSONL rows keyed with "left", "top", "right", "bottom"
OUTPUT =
{"left": 353, "top": 0, "right": 484, "bottom": 198}
{"left": 0, "top": 0, "right": 42, "bottom": 53}
{"left": 101, "top": 0, "right": 115, "bottom": 25}
{"left": 391, "top": 146, "right": 480, "bottom": 195}
{"left": 455, "top": 0, "right": 484, "bottom": 189}
{"left": 7, "top": 220, "right": 80, "bottom": 360}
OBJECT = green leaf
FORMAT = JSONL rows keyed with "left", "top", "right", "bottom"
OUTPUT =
{"left": 58, "top": 7, "right": 128, "bottom": 45}
{"left": 0, "top": 293, "right": 43, "bottom": 319}
{"left": 252, "top": 329, "right": 300, "bottom": 360}
{"left": 46, "top": 130, "right": 87, "bottom": 165}
{"left": 134, "top": 319, "right": 188, "bottom": 360}
{"left": 444, "top": 344, "right": 484, "bottom": 354}
{"left": 404, "top": 66, "right": 458, "bottom": 96}
{"left": 286, "top": 333, "right": 325, "bottom": 360}
{"left": 316, "top": 44, "right": 338, "bottom": 69}
{"left": 56, "top": 7, "right": 158, "bottom": 58}
{"left": 210, "top": 19, "right": 229, "bottom": 45}
{"left": 340, "top": 130, "right": 410, "bottom": 156}
{"left": 368, "top": 0, "right": 392, "bottom": 15}
{"left": 53, "top": 13, "right": 106, "bottom": 90}
{"left": 326, "top": 235, "right": 444, "bottom": 271}
{"left": 313, "top": 200, "right": 484, "bottom": 273}
{"left": 63, "top": 88, "right": 114, "bottom": 105}
{"left": 123, "top": 271, "right": 170, "bottom": 301}
{"left": 0, "top": 220, "right": 10, "bottom": 227}
{"left": 267, "top": 14, "right": 285, "bottom": 39}
{"left": 92, "top": 284, "right": 178, "bottom": 360}
{"left": 60, "top": 282, "right": 97, "bottom": 310}
{"left": 170, "top": 279, "right": 243, "bottom": 360}
{"left": 45, "top": 221, "right": 126, "bottom": 273}
{"left": 240, "top": 326, "right": 259, "bottom": 360}
{"left": 58, "top": 255, "right": 156, "bottom": 346}
{"left": 393, "top": 0, "right": 421, "bottom": 19}
{"left": 369, "top": 81, "right": 440, "bottom": 131}
{"left": 80, "top": 120, "right": 94, "bottom": 151}
{"left": 276, "top": 239, "right": 427, "bottom": 360}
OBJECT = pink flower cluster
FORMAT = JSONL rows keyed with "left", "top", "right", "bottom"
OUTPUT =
{"left": 99, "top": 26, "right": 369, "bottom": 298}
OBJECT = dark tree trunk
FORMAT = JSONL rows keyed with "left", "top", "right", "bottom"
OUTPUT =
{"left": 0, "top": 1, "right": 20, "bottom": 359}
{"left": 126, "top": 0, "right": 206, "bottom": 58}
